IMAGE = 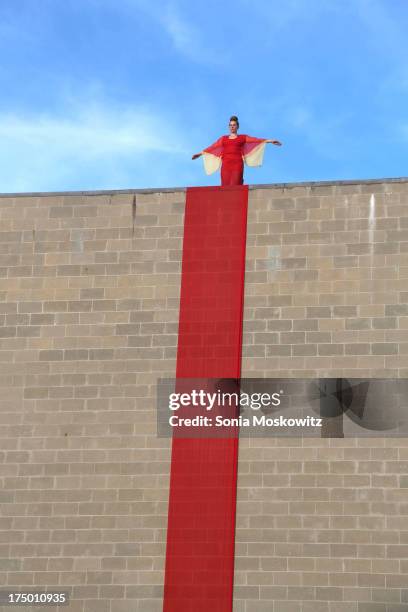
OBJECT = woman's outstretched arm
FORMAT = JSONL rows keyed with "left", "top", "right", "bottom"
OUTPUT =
{"left": 192, "top": 136, "right": 224, "bottom": 160}
{"left": 245, "top": 135, "right": 282, "bottom": 146}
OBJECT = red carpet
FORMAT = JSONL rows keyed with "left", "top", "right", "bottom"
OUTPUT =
{"left": 163, "top": 186, "right": 249, "bottom": 612}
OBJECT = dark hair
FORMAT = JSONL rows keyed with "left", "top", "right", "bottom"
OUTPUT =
{"left": 229, "top": 115, "right": 239, "bottom": 127}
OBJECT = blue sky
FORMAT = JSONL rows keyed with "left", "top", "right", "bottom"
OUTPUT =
{"left": 0, "top": 0, "right": 407, "bottom": 192}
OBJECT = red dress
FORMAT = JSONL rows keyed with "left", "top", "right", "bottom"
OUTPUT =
{"left": 220, "top": 135, "right": 245, "bottom": 186}
{"left": 202, "top": 134, "right": 267, "bottom": 186}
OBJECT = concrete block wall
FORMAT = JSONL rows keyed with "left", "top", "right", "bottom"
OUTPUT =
{"left": 237, "top": 180, "right": 408, "bottom": 612}
{"left": 0, "top": 179, "right": 408, "bottom": 611}
{"left": 0, "top": 191, "right": 182, "bottom": 612}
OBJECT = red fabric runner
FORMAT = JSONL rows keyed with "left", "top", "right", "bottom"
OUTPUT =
{"left": 163, "top": 186, "right": 249, "bottom": 612}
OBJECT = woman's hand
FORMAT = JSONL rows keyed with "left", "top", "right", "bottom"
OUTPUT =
{"left": 192, "top": 153, "right": 202, "bottom": 160}
{"left": 266, "top": 139, "right": 282, "bottom": 146}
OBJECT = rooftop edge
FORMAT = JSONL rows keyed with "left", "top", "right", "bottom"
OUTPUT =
{"left": 0, "top": 176, "right": 408, "bottom": 198}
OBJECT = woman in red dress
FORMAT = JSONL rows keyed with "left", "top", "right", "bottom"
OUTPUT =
{"left": 192, "top": 115, "right": 282, "bottom": 186}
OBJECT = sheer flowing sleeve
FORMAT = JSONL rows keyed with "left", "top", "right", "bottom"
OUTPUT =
{"left": 243, "top": 135, "right": 267, "bottom": 167}
{"left": 202, "top": 136, "right": 224, "bottom": 175}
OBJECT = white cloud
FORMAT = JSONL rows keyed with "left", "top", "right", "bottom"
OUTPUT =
{"left": 147, "top": 1, "right": 228, "bottom": 65}
{"left": 284, "top": 104, "right": 356, "bottom": 161}
{"left": 398, "top": 123, "right": 408, "bottom": 142}
{"left": 287, "top": 106, "right": 313, "bottom": 130}
{"left": 91, "top": 0, "right": 228, "bottom": 66}
{"left": 0, "top": 100, "right": 190, "bottom": 192}
{"left": 161, "top": 7, "right": 200, "bottom": 57}
{"left": 0, "top": 105, "right": 185, "bottom": 155}
{"left": 354, "top": 0, "right": 408, "bottom": 98}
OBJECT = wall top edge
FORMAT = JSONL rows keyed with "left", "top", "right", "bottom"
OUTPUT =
{"left": 0, "top": 176, "right": 408, "bottom": 198}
